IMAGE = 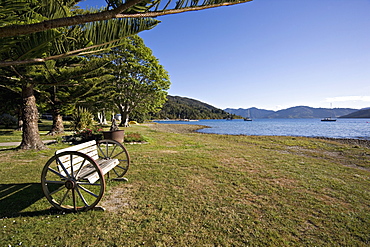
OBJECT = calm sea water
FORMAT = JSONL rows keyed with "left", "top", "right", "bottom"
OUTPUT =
{"left": 154, "top": 118, "right": 370, "bottom": 140}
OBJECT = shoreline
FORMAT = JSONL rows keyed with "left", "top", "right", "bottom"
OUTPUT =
{"left": 146, "top": 123, "right": 370, "bottom": 148}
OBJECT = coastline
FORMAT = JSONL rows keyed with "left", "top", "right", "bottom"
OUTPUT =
{"left": 147, "top": 122, "right": 370, "bottom": 148}
{"left": 316, "top": 137, "right": 370, "bottom": 148}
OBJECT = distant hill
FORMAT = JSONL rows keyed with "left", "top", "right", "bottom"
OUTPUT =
{"left": 224, "top": 107, "right": 274, "bottom": 118}
{"left": 152, "top": 95, "right": 239, "bottom": 120}
{"left": 340, "top": 108, "right": 370, "bottom": 118}
{"left": 152, "top": 96, "right": 363, "bottom": 120}
{"left": 225, "top": 106, "right": 358, "bottom": 119}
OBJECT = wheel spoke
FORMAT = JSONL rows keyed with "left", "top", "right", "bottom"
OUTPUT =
{"left": 72, "top": 189, "right": 77, "bottom": 211}
{"left": 78, "top": 184, "right": 99, "bottom": 198}
{"left": 48, "top": 167, "right": 67, "bottom": 180}
{"left": 109, "top": 145, "right": 117, "bottom": 157}
{"left": 110, "top": 150, "right": 125, "bottom": 159}
{"left": 115, "top": 165, "right": 128, "bottom": 171}
{"left": 76, "top": 187, "right": 89, "bottom": 207}
{"left": 42, "top": 150, "right": 106, "bottom": 211}
{"left": 112, "top": 169, "right": 119, "bottom": 177}
{"left": 74, "top": 158, "right": 87, "bottom": 178}
{"left": 59, "top": 189, "right": 70, "bottom": 206}
{"left": 78, "top": 182, "right": 102, "bottom": 186}
{"left": 48, "top": 184, "right": 66, "bottom": 196}
{"left": 70, "top": 154, "right": 74, "bottom": 177}
{"left": 118, "top": 158, "right": 128, "bottom": 162}
{"left": 112, "top": 166, "right": 127, "bottom": 176}
{"left": 97, "top": 144, "right": 108, "bottom": 159}
{"left": 56, "top": 156, "right": 71, "bottom": 178}
{"left": 45, "top": 180, "right": 65, "bottom": 184}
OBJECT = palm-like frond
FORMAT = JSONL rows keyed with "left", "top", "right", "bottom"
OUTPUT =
{"left": 0, "top": 0, "right": 253, "bottom": 38}
{"left": 0, "top": 0, "right": 30, "bottom": 27}
{"left": 105, "top": 0, "right": 251, "bottom": 12}
{"left": 0, "top": 0, "right": 159, "bottom": 66}
{"left": 0, "top": 0, "right": 251, "bottom": 66}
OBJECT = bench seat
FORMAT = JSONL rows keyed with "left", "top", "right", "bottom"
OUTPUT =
{"left": 78, "top": 158, "right": 120, "bottom": 183}
{"left": 55, "top": 140, "right": 119, "bottom": 183}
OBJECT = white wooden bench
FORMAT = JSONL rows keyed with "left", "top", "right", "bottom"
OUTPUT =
{"left": 41, "top": 139, "right": 130, "bottom": 212}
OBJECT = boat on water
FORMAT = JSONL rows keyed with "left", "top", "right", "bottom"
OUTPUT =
{"left": 321, "top": 103, "right": 337, "bottom": 122}
{"left": 179, "top": 119, "right": 198, "bottom": 122}
{"left": 244, "top": 109, "right": 252, "bottom": 121}
{"left": 321, "top": 117, "right": 337, "bottom": 122}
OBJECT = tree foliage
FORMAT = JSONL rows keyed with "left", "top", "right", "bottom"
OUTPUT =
{"left": 39, "top": 56, "right": 113, "bottom": 134}
{"left": 152, "top": 95, "right": 234, "bottom": 119}
{"left": 105, "top": 35, "right": 170, "bottom": 126}
{"left": 0, "top": 0, "right": 160, "bottom": 66}
{"left": 0, "top": 0, "right": 253, "bottom": 39}
{"left": 0, "top": 0, "right": 253, "bottom": 149}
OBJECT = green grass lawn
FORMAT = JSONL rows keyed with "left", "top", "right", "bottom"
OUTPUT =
{"left": 0, "top": 124, "right": 369, "bottom": 246}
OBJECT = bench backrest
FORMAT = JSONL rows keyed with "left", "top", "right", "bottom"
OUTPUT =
{"left": 55, "top": 140, "right": 99, "bottom": 176}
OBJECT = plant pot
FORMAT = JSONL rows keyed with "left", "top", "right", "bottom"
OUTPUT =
{"left": 102, "top": 130, "right": 125, "bottom": 143}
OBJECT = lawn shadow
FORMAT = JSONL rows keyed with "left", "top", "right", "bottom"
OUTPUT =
{"left": 0, "top": 130, "right": 14, "bottom": 135}
{"left": 0, "top": 147, "right": 18, "bottom": 151}
{"left": 0, "top": 183, "right": 61, "bottom": 218}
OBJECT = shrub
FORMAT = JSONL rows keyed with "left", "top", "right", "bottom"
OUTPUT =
{"left": 74, "top": 127, "right": 103, "bottom": 141}
{"left": 124, "top": 132, "right": 147, "bottom": 143}
{"left": 0, "top": 113, "right": 17, "bottom": 128}
{"left": 70, "top": 107, "right": 94, "bottom": 131}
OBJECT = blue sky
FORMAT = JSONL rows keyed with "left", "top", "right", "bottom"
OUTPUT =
{"left": 79, "top": 0, "right": 370, "bottom": 110}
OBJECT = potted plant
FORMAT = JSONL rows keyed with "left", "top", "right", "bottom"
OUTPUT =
{"left": 102, "top": 118, "right": 125, "bottom": 143}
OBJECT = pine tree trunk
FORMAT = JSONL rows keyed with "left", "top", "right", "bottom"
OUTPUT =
{"left": 19, "top": 84, "right": 46, "bottom": 150}
{"left": 47, "top": 86, "right": 64, "bottom": 135}
{"left": 47, "top": 104, "right": 64, "bottom": 135}
{"left": 47, "top": 113, "right": 64, "bottom": 135}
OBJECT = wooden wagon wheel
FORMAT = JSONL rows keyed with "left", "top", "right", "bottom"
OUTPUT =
{"left": 96, "top": 139, "right": 130, "bottom": 179}
{"left": 41, "top": 151, "right": 105, "bottom": 212}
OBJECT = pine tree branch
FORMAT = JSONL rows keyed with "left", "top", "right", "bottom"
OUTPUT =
{"left": 116, "top": 1, "right": 251, "bottom": 18}
{"left": 0, "top": 1, "right": 252, "bottom": 38}
{"left": 0, "top": 38, "right": 122, "bottom": 67}
{"left": 0, "top": 0, "right": 145, "bottom": 38}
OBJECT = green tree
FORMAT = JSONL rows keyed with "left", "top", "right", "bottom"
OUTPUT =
{"left": 0, "top": 0, "right": 158, "bottom": 149}
{"left": 107, "top": 35, "right": 170, "bottom": 127}
{"left": 39, "top": 57, "right": 113, "bottom": 135}
{"left": 0, "top": 85, "right": 22, "bottom": 129}
{"left": 0, "top": 0, "right": 253, "bottom": 149}
{"left": 0, "top": 0, "right": 253, "bottom": 43}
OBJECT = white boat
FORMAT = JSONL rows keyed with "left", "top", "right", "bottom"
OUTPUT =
{"left": 244, "top": 109, "right": 252, "bottom": 121}
{"left": 321, "top": 117, "right": 336, "bottom": 122}
{"left": 321, "top": 104, "right": 337, "bottom": 121}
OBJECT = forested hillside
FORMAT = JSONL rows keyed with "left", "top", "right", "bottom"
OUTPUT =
{"left": 226, "top": 106, "right": 357, "bottom": 119}
{"left": 151, "top": 96, "right": 237, "bottom": 120}
{"left": 340, "top": 108, "right": 370, "bottom": 118}
{"left": 224, "top": 107, "right": 274, "bottom": 118}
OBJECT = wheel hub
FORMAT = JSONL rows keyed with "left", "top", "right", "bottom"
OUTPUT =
{"left": 65, "top": 179, "right": 76, "bottom": 189}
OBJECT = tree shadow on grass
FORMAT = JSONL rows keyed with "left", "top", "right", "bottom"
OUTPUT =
{"left": 0, "top": 131, "right": 14, "bottom": 135}
{"left": 0, "top": 147, "right": 17, "bottom": 151}
{"left": 0, "top": 183, "right": 62, "bottom": 218}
